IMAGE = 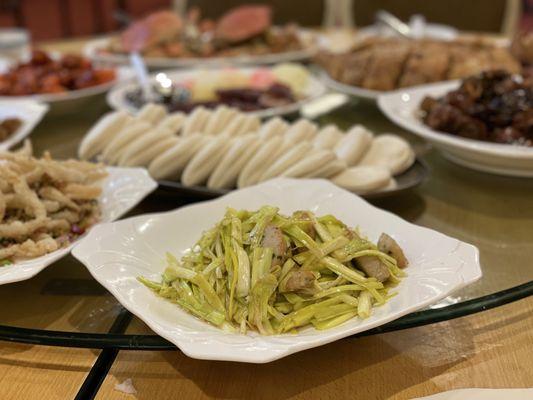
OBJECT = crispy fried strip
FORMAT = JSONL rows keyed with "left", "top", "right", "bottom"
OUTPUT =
{"left": 0, "top": 217, "right": 48, "bottom": 239}
{"left": 12, "top": 178, "right": 46, "bottom": 219}
{"left": 39, "top": 187, "right": 80, "bottom": 211}
{"left": 62, "top": 184, "right": 102, "bottom": 200}
{"left": 0, "top": 237, "right": 59, "bottom": 261}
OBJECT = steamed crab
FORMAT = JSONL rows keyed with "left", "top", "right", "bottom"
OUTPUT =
{"left": 118, "top": 5, "right": 274, "bottom": 56}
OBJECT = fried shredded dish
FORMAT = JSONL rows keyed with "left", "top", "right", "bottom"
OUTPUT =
{"left": 139, "top": 207, "right": 408, "bottom": 334}
{"left": 0, "top": 142, "right": 107, "bottom": 264}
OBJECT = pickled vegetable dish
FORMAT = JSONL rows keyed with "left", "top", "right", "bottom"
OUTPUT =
{"left": 139, "top": 207, "right": 409, "bottom": 335}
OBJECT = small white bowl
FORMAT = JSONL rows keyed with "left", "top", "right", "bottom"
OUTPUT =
{"left": 378, "top": 81, "right": 533, "bottom": 177}
{"left": 0, "top": 167, "right": 157, "bottom": 285}
{"left": 73, "top": 178, "right": 481, "bottom": 363}
{"left": 320, "top": 69, "right": 382, "bottom": 101}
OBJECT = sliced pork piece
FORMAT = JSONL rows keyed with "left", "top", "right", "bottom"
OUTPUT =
{"left": 378, "top": 233, "right": 408, "bottom": 268}
{"left": 281, "top": 270, "right": 316, "bottom": 292}
{"left": 356, "top": 256, "right": 390, "bottom": 282}
{"left": 262, "top": 224, "right": 287, "bottom": 266}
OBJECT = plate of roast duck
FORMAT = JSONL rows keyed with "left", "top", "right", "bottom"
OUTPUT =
{"left": 84, "top": 5, "right": 315, "bottom": 69}
{"left": 315, "top": 34, "right": 526, "bottom": 100}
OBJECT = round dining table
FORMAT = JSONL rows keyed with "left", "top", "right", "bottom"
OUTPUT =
{"left": 0, "top": 37, "right": 532, "bottom": 400}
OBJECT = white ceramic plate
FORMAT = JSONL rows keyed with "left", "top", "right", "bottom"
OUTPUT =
{"left": 72, "top": 178, "right": 481, "bottom": 363}
{"left": 0, "top": 167, "right": 157, "bottom": 285}
{"left": 320, "top": 69, "right": 382, "bottom": 100}
{"left": 0, "top": 100, "right": 48, "bottom": 151}
{"left": 377, "top": 81, "right": 533, "bottom": 177}
{"left": 107, "top": 66, "right": 326, "bottom": 118}
{"left": 85, "top": 37, "right": 315, "bottom": 70}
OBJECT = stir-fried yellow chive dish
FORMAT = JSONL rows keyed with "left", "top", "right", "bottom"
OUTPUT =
{"left": 139, "top": 207, "right": 409, "bottom": 335}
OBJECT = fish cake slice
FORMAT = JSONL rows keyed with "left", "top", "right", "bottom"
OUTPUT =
{"left": 304, "top": 158, "right": 347, "bottom": 178}
{"left": 238, "top": 136, "right": 284, "bottom": 188}
{"left": 314, "top": 125, "right": 343, "bottom": 149}
{"left": 123, "top": 136, "right": 179, "bottom": 167}
{"left": 235, "top": 115, "right": 261, "bottom": 136}
{"left": 101, "top": 121, "right": 151, "bottom": 164}
{"left": 358, "top": 134, "right": 413, "bottom": 175}
{"left": 118, "top": 126, "right": 174, "bottom": 166}
{"left": 259, "top": 142, "right": 313, "bottom": 182}
{"left": 208, "top": 135, "right": 261, "bottom": 189}
{"left": 181, "top": 135, "right": 234, "bottom": 186}
{"left": 332, "top": 166, "right": 391, "bottom": 194}
{"left": 137, "top": 103, "right": 167, "bottom": 125}
{"left": 258, "top": 117, "right": 289, "bottom": 141}
{"left": 284, "top": 119, "right": 318, "bottom": 143}
{"left": 204, "top": 106, "right": 235, "bottom": 135}
{"left": 156, "top": 112, "right": 186, "bottom": 134}
{"left": 182, "top": 107, "right": 211, "bottom": 135}
{"left": 78, "top": 111, "right": 131, "bottom": 160}
{"left": 334, "top": 125, "right": 373, "bottom": 166}
{"left": 280, "top": 149, "right": 336, "bottom": 178}
{"left": 148, "top": 135, "right": 207, "bottom": 180}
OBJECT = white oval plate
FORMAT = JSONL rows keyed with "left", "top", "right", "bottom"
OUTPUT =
{"left": 0, "top": 167, "right": 157, "bottom": 285}
{"left": 72, "top": 178, "right": 481, "bottom": 363}
{"left": 320, "top": 69, "right": 383, "bottom": 100}
{"left": 0, "top": 65, "right": 134, "bottom": 105}
{"left": 377, "top": 81, "right": 533, "bottom": 177}
{"left": 85, "top": 37, "right": 315, "bottom": 70}
{"left": 0, "top": 100, "right": 48, "bottom": 151}
{"left": 107, "top": 66, "right": 326, "bottom": 118}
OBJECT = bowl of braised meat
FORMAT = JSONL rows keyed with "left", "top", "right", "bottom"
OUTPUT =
{"left": 378, "top": 71, "right": 533, "bottom": 177}
{"left": 0, "top": 50, "right": 132, "bottom": 112}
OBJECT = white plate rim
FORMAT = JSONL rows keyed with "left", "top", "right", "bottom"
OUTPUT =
{"left": 0, "top": 100, "right": 48, "bottom": 151}
{"left": 0, "top": 166, "right": 157, "bottom": 285}
{"left": 84, "top": 37, "right": 315, "bottom": 69}
{"left": 319, "top": 69, "right": 383, "bottom": 100}
{"left": 377, "top": 80, "right": 533, "bottom": 159}
{"left": 72, "top": 177, "right": 482, "bottom": 363}
{"left": 106, "top": 66, "right": 326, "bottom": 118}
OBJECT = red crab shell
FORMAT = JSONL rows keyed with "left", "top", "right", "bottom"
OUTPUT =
{"left": 215, "top": 5, "right": 272, "bottom": 43}
{"left": 120, "top": 10, "right": 183, "bottom": 52}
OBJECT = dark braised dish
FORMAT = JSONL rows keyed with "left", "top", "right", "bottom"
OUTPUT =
{"left": 125, "top": 83, "right": 296, "bottom": 113}
{"left": 420, "top": 71, "right": 533, "bottom": 146}
{"left": 0, "top": 50, "right": 116, "bottom": 96}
